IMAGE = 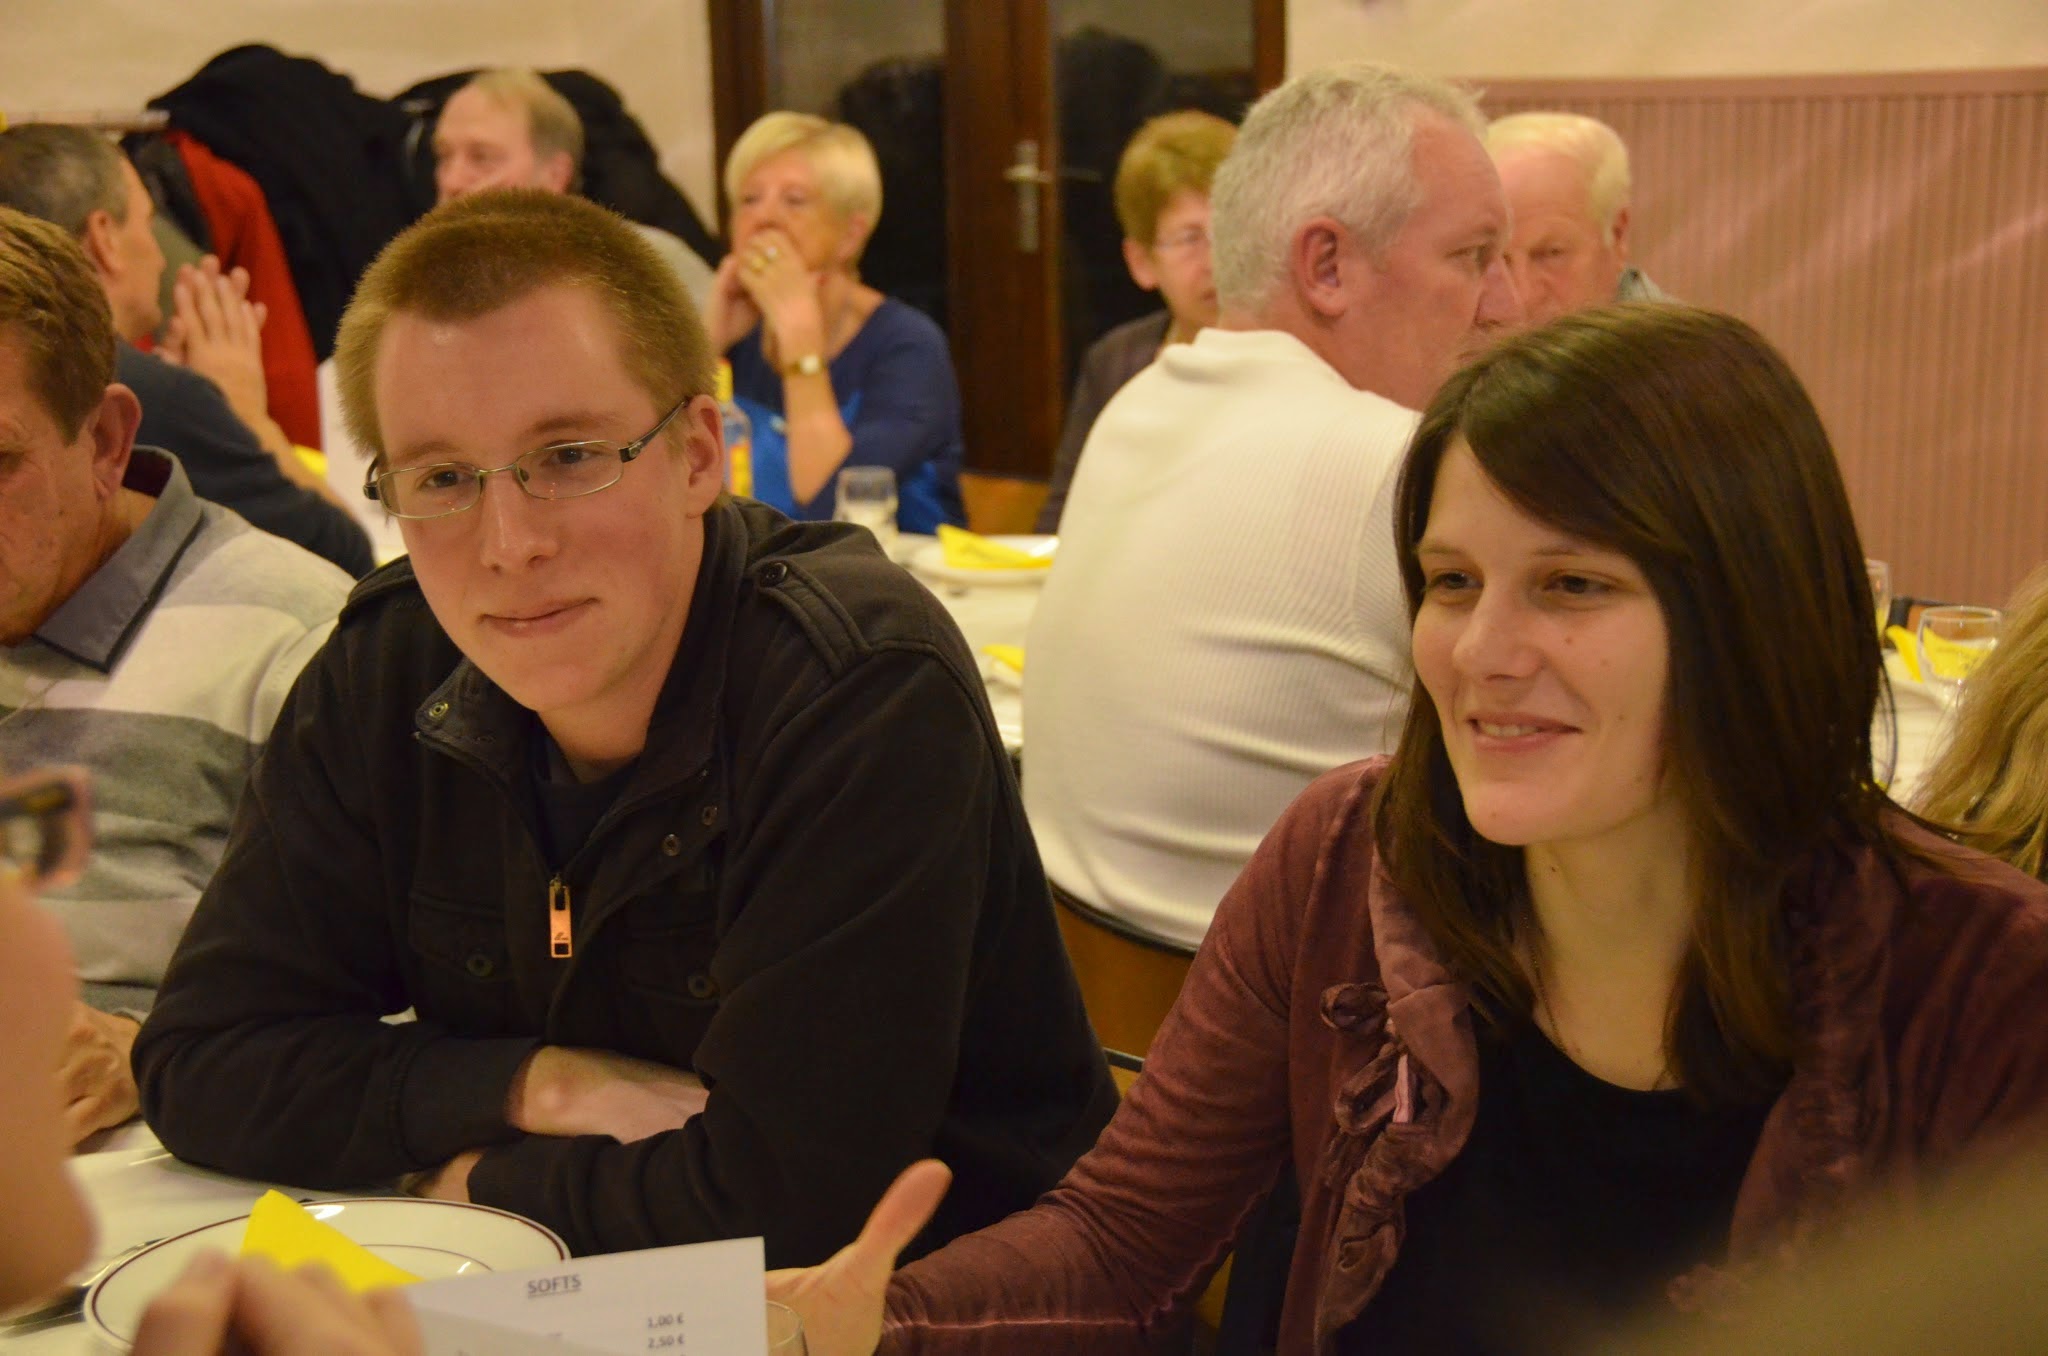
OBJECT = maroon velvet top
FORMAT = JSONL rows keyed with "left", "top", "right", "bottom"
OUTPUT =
{"left": 885, "top": 757, "right": 2048, "bottom": 1353}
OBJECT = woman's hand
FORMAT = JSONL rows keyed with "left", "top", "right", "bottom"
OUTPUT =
{"left": 767, "top": 1160, "right": 952, "bottom": 1356}
{"left": 132, "top": 1251, "right": 422, "bottom": 1355}
{"left": 704, "top": 250, "right": 764, "bottom": 353}
{"left": 732, "top": 228, "right": 829, "bottom": 354}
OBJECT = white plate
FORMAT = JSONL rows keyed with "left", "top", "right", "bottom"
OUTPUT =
{"left": 906, "top": 534, "right": 1058, "bottom": 587}
{"left": 85, "top": 1197, "right": 569, "bottom": 1349}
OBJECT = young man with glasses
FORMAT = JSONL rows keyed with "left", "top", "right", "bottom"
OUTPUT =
{"left": 135, "top": 189, "right": 1116, "bottom": 1267}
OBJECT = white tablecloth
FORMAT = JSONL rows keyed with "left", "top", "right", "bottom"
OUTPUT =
{"left": 897, "top": 536, "right": 1041, "bottom": 755}
{"left": 1883, "top": 648, "right": 1954, "bottom": 808}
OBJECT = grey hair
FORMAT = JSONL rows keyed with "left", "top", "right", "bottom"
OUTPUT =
{"left": 1210, "top": 62, "right": 1484, "bottom": 314}
{"left": 0, "top": 124, "right": 130, "bottom": 239}
{"left": 1484, "top": 111, "right": 1633, "bottom": 239}
{"left": 458, "top": 69, "right": 587, "bottom": 189}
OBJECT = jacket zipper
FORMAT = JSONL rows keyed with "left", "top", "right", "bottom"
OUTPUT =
{"left": 548, "top": 875, "right": 574, "bottom": 959}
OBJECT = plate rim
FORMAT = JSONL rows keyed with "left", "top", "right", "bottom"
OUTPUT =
{"left": 909, "top": 534, "right": 1058, "bottom": 584}
{"left": 84, "top": 1196, "right": 569, "bottom": 1347}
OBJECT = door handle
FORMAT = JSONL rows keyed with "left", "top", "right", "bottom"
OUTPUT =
{"left": 1003, "top": 139, "right": 1054, "bottom": 253}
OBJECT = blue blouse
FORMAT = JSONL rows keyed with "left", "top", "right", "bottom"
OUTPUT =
{"left": 728, "top": 298, "right": 966, "bottom": 533}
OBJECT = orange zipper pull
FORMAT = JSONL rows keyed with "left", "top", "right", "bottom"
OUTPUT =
{"left": 548, "top": 876, "right": 573, "bottom": 959}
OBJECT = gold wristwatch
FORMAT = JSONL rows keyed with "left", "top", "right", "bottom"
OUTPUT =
{"left": 781, "top": 352, "right": 825, "bottom": 378}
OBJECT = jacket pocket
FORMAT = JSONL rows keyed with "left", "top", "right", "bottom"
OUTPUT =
{"left": 406, "top": 892, "right": 516, "bottom": 1028}
{"left": 617, "top": 906, "right": 721, "bottom": 1009}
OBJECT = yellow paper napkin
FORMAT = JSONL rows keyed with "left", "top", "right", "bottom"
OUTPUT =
{"left": 1916, "top": 628, "right": 1993, "bottom": 685}
{"left": 983, "top": 644, "right": 1025, "bottom": 674}
{"left": 239, "top": 1191, "right": 420, "bottom": 1293}
{"left": 937, "top": 525, "right": 1053, "bottom": 571}
{"left": 1885, "top": 626, "right": 1922, "bottom": 682}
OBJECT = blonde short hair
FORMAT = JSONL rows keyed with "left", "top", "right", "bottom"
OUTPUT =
{"left": 461, "top": 69, "right": 586, "bottom": 188}
{"left": 1210, "top": 63, "right": 1484, "bottom": 314}
{"left": 1484, "top": 111, "right": 1633, "bottom": 238}
{"left": 1113, "top": 110, "right": 1237, "bottom": 244}
{"left": 723, "top": 112, "right": 882, "bottom": 230}
{"left": 334, "top": 189, "right": 712, "bottom": 470}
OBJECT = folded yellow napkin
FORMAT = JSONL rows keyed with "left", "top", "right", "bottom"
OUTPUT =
{"left": 937, "top": 525, "right": 1053, "bottom": 571}
{"left": 1885, "top": 626, "right": 1922, "bottom": 682}
{"left": 983, "top": 644, "right": 1025, "bottom": 674}
{"left": 1916, "top": 628, "right": 1994, "bottom": 686}
{"left": 239, "top": 1191, "right": 420, "bottom": 1293}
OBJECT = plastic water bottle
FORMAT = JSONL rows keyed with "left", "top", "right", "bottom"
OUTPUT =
{"left": 716, "top": 360, "right": 752, "bottom": 498}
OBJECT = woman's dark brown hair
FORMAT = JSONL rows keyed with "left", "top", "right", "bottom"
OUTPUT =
{"left": 1371, "top": 304, "right": 1888, "bottom": 1104}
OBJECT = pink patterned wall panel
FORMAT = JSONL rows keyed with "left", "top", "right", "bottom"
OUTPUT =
{"left": 1480, "top": 70, "right": 2048, "bottom": 606}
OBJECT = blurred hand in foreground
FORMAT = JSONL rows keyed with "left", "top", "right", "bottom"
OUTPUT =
{"left": 132, "top": 1251, "right": 421, "bottom": 1356}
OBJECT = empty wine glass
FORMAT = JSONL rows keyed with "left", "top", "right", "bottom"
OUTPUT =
{"left": 1916, "top": 605, "right": 2002, "bottom": 699}
{"left": 766, "top": 1300, "right": 808, "bottom": 1354}
{"left": 1865, "top": 558, "right": 1892, "bottom": 637}
{"left": 834, "top": 466, "right": 899, "bottom": 555}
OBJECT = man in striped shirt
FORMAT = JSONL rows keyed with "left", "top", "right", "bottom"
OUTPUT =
{"left": 0, "top": 208, "right": 351, "bottom": 1144}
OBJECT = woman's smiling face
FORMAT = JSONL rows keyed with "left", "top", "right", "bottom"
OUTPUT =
{"left": 1411, "top": 438, "right": 1680, "bottom": 855}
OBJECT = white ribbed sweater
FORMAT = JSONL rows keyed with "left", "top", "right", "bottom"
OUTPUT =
{"left": 1023, "top": 327, "right": 1415, "bottom": 949}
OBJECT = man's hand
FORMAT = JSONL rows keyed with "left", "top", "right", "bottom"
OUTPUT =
{"left": 158, "top": 256, "right": 352, "bottom": 508}
{"left": 60, "top": 1003, "right": 139, "bottom": 1145}
{"left": 405, "top": 1149, "right": 483, "bottom": 1202}
{"left": 160, "top": 256, "right": 271, "bottom": 423}
{"left": 507, "top": 1046, "right": 710, "bottom": 1143}
{"left": 132, "top": 1251, "right": 423, "bottom": 1356}
{"left": 766, "top": 1160, "right": 951, "bottom": 1356}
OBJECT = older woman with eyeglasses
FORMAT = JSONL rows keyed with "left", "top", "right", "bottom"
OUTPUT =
{"left": 1036, "top": 110, "right": 1236, "bottom": 533}
{"left": 0, "top": 767, "right": 420, "bottom": 1352}
{"left": 706, "top": 113, "right": 964, "bottom": 535}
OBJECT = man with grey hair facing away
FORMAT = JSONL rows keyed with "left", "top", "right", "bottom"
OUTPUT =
{"left": 1485, "top": 110, "right": 1667, "bottom": 326}
{"left": 433, "top": 68, "right": 717, "bottom": 311}
{"left": 1023, "top": 61, "right": 1521, "bottom": 951}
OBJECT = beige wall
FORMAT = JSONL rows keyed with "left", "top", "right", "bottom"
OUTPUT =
{"left": 1288, "top": 0, "right": 2048, "bottom": 78}
{"left": 0, "top": 0, "right": 720, "bottom": 220}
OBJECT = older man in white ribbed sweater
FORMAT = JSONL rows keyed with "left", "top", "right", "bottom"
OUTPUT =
{"left": 1024, "top": 63, "right": 1521, "bottom": 949}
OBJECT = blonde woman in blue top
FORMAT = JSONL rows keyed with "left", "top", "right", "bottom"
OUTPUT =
{"left": 707, "top": 113, "right": 964, "bottom": 534}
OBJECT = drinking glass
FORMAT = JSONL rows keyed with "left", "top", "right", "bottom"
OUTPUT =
{"left": 766, "top": 1301, "right": 808, "bottom": 1355}
{"left": 1916, "top": 605, "right": 2002, "bottom": 698}
{"left": 1865, "top": 558, "right": 1892, "bottom": 636}
{"left": 834, "top": 466, "right": 899, "bottom": 554}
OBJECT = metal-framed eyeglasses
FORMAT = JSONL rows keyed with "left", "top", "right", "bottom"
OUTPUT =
{"left": 1150, "top": 225, "right": 1211, "bottom": 257}
{"left": 0, "top": 766, "right": 92, "bottom": 891}
{"left": 364, "top": 395, "right": 689, "bottom": 521}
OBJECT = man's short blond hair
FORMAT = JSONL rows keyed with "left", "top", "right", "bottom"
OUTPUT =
{"left": 1113, "top": 110, "right": 1237, "bottom": 245}
{"left": 461, "top": 69, "right": 586, "bottom": 189}
{"left": 0, "top": 206, "right": 116, "bottom": 439}
{"left": 334, "top": 189, "right": 712, "bottom": 470}
{"left": 1484, "top": 111, "right": 1632, "bottom": 239}
{"left": 723, "top": 112, "right": 882, "bottom": 234}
